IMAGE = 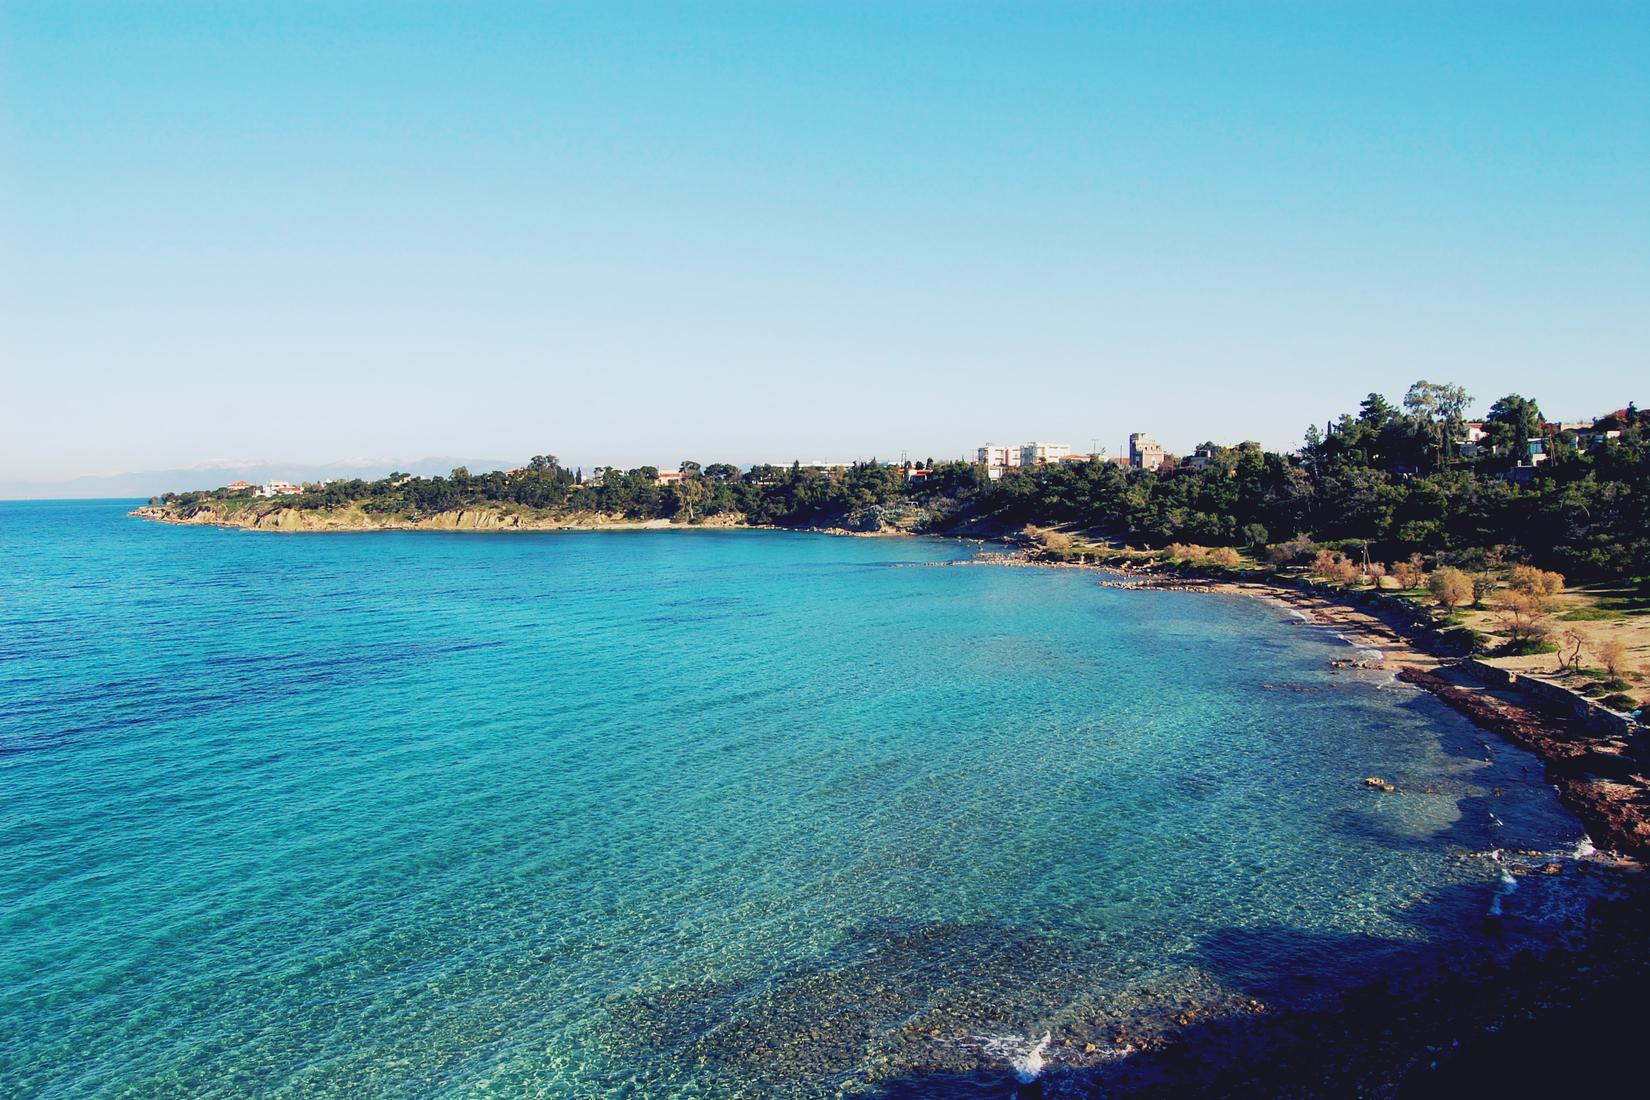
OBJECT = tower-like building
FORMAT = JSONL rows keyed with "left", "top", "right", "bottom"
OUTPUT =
{"left": 1128, "top": 433, "right": 1165, "bottom": 471}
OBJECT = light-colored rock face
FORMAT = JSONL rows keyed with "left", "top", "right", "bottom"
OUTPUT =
{"left": 252, "top": 509, "right": 298, "bottom": 531}
{"left": 132, "top": 504, "right": 739, "bottom": 533}
{"left": 421, "top": 509, "right": 523, "bottom": 530}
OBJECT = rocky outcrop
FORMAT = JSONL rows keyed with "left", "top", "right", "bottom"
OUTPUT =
{"left": 130, "top": 503, "right": 730, "bottom": 533}
{"left": 416, "top": 509, "right": 523, "bottom": 530}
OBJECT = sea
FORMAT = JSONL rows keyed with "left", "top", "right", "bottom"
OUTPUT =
{"left": 0, "top": 499, "right": 1592, "bottom": 1097}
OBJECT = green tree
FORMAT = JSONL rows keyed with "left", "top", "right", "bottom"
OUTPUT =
{"left": 1403, "top": 380, "right": 1472, "bottom": 467}
{"left": 1483, "top": 394, "right": 1545, "bottom": 461}
{"left": 1358, "top": 393, "right": 1399, "bottom": 429}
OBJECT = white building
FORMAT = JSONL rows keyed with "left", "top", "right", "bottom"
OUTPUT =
{"left": 977, "top": 441, "right": 1075, "bottom": 479}
{"left": 256, "top": 480, "right": 302, "bottom": 497}
{"left": 977, "top": 444, "right": 1020, "bottom": 468}
{"left": 1019, "top": 441, "right": 1071, "bottom": 466}
{"left": 976, "top": 444, "right": 1021, "bottom": 479}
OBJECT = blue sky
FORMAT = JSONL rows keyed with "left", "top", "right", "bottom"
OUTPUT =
{"left": 2, "top": 1, "right": 1646, "bottom": 483}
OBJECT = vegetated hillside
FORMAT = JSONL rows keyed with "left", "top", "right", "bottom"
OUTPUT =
{"left": 146, "top": 385, "right": 1650, "bottom": 579}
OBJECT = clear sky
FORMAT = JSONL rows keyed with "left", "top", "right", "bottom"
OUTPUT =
{"left": 2, "top": 1, "right": 1646, "bottom": 483}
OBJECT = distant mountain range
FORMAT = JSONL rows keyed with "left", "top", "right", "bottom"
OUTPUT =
{"left": 0, "top": 458, "right": 518, "bottom": 500}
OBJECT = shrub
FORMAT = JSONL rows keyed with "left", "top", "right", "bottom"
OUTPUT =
{"left": 1429, "top": 567, "right": 1474, "bottom": 611}
{"left": 1265, "top": 536, "right": 1317, "bottom": 566}
{"left": 1391, "top": 554, "right": 1426, "bottom": 590}
{"left": 1509, "top": 564, "right": 1565, "bottom": 597}
{"left": 1205, "top": 546, "right": 1243, "bottom": 569}
{"left": 1600, "top": 693, "right": 1638, "bottom": 713}
{"left": 1163, "top": 542, "right": 1207, "bottom": 564}
{"left": 1024, "top": 525, "right": 1075, "bottom": 560}
{"left": 1497, "top": 637, "right": 1559, "bottom": 657}
{"left": 1311, "top": 550, "right": 1359, "bottom": 586}
{"left": 1440, "top": 626, "right": 1489, "bottom": 654}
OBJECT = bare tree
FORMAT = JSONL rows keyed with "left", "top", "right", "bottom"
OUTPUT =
{"left": 1558, "top": 628, "right": 1585, "bottom": 673}
{"left": 1595, "top": 637, "right": 1631, "bottom": 680}
{"left": 1491, "top": 589, "right": 1552, "bottom": 647}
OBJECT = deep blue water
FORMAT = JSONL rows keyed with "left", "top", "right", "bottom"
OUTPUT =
{"left": 0, "top": 500, "right": 1586, "bottom": 1097}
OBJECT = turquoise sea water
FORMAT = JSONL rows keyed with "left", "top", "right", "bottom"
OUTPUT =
{"left": 1, "top": 501, "right": 1587, "bottom": 1097}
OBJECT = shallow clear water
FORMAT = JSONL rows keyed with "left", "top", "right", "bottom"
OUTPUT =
{"left": 0, "top": 501, "right": 1585, "bottom": 1097}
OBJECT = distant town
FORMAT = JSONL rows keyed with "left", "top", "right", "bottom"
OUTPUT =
{"left": 221, "top": 408, "right": 1629, "bottom": 500}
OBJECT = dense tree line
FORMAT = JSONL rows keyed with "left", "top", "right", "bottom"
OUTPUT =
{"left": 173, "top": 383, "right": 1650, "bottom": 579}
{"left": 955, "top": 386, "right": 1648, "bottom": 577}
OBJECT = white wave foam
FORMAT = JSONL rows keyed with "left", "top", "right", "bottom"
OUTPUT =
{"left": 1013, "top": 1031, "right": 1052, "bottom": 1083}
{"left": 1488, "top": 849, "right": 1518, "bottom": 916}
{"left": 973, "top": 1031, "right": 1054, "bottom": 1083}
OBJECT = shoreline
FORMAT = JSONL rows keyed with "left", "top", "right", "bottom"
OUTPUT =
{"left": 956, "top": 554, "right": 1650, "bottom": 1096}
{"left": 936, "top": 546, "right": 1650, "bottom": 863}
{"left": 1014, "top": 555, "right": 1650, "bottom": 863}
{"left": 1135, "top": 576, "right": 1650, "bottom": 862}
{"left": 127, "top": 504, "right": 928, "bottom": 537}
{"left": 133, "top": 501, "right": 1648, "bottom": 860}
{"left": 115, "top": 504, "right": 1649, "bottom": 1094}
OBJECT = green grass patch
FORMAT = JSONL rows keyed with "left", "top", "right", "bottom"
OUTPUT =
{"left": 1559, "top": 606, "right": 1626, "bottom": 621}
{"left": 1600, "top": 693, "right": 1639, "bottom": 713}
{"left": 1577, "top": 580, "right": 1650, "bottom": 617}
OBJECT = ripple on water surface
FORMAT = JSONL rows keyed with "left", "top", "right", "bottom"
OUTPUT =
{"left": 0, "top": 502, "right": 1590, "bottom": 1097}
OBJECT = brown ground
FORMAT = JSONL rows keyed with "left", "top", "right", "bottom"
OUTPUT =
{"left": 1463, "top": 582, "right": 1650, "bottom": 682}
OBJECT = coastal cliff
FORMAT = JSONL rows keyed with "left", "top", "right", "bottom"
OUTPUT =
{"left": 128, "top": 500, "right": 924, "bottom": 535}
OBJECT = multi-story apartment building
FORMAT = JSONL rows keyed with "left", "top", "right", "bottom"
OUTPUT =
{"left": 1019, "top": 441, "right": 1071, "bottom": 466}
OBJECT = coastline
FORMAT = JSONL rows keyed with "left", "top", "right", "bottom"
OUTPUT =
{"left": 1001, "top": 558, "right": 1650, "bottom": 1096}
{"left": 932, "top": 546, "right": 1650, "bottom": 863}
{"left": 110, "top": 505, "right": 1650, "bottom": 1093}
{"left": 129, "top": 503, "right": 708, "bottom": 533}
{"left": 1026, "top": 558, "right": 1650, "bottom": 863}
{"left": 1101, "top": 569, "right": 1649, "bottom": 864}
{"left": 128, "top": 503, "right": 918, "bottom": 537}
{"left": 132, "top": 501, "right": 1648, "bottom": 860}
